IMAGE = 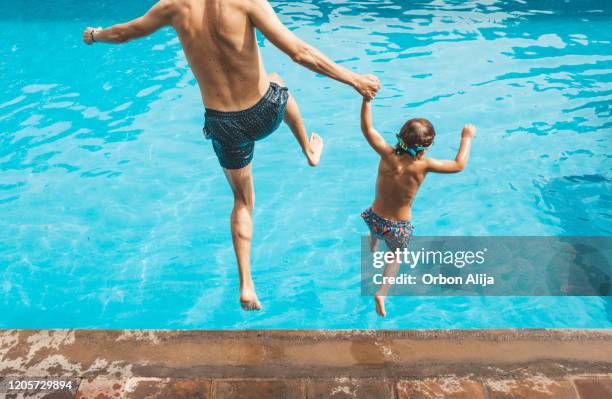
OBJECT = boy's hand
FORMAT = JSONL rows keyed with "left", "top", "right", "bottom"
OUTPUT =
{"left": 83, "top": 27, "right": 100, "bottom": 45}
{"left": 461, "top": 124, "right": 477, "bottom": 139}
{"left": 354, "top": 74, "right": 380, "bottom": 100}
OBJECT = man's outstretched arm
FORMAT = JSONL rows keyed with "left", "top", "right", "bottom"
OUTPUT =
{"left": 247, "top": 0, "right": 380, "bottom": 99}
{"left": 83, "top": 0, "right": 175, "bottom": 44}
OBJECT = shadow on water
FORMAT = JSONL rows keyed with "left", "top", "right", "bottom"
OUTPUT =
{"left": 538, "top": 175, "right": 612, "bottom": 323}
{"left": 536, "top": 174, "right": 611, "bottom": 235}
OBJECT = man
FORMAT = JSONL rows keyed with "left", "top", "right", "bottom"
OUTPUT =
{"left": 83, "top": 0, "right": 380, "bottom": 310}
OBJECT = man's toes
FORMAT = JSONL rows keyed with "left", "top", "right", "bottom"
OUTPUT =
{"left": 240, "top": 299, "right": 262, "bottom": 311}
{"left": 310, "top": 134, "right": 323, "bottom": 149}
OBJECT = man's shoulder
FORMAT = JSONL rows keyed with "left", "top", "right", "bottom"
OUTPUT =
{"left": 157, "top": 0, "right": 179, "bottom": 9}
{"left": 234, "top": 0, "right": 268, "bottom": 13}
{"left": 153, "top": 0, "right": 182, "bottom": 16}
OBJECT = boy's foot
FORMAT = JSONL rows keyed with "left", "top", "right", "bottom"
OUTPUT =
{"left": 305, "top": 133, "right": 324, "bottom": 166}
{"left": 375, "top": 295, "right": 386, "bottom": 317}
{"left": 240, "top": 288, "right": 262, "bottom": 311}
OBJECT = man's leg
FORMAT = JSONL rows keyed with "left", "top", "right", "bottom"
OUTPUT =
{"left": 223, "top": 163, "right": 261, "bottom": 311}
{"left": 268, "top": 72, "right": 323, "bottom": 166}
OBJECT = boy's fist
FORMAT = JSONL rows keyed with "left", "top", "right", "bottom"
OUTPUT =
{"left": 461, "top": 124, "right": 476, "bottom": 139}
{"left": 83, "top": 27, "right": 100, "bottom": 45}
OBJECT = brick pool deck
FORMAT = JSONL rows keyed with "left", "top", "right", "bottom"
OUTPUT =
{"left": 1, "top": 329, "right": 611, "bottom": 398}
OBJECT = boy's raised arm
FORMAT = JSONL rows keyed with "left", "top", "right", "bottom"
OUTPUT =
{"left": 83, "top": 0, "right": 175, "bottom": 45}
{"left": 426, "top": 124, "right": 476, "bottom": 173}
{"left": 361, "top": 99, "right": 395, "bottom": 156}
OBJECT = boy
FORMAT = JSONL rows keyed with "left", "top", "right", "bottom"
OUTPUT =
{"left": 360, "top": 98, "right": 476, "bottom": 317}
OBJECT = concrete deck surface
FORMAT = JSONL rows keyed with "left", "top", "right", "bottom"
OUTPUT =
{"left": 1, "top": 329, "right": 611, "bottom": 398}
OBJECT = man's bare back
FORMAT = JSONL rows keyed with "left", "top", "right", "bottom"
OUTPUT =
{"left": 171, "top": 0, "right": 274, "bottom": 111}
{"left": 85, "top": 0, "right": 380, "bottom": 111}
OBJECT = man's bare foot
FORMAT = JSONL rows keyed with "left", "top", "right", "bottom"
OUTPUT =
{"left": 375, "top": 295, "right": 386, "bottom": 317}
{"left": 240, "top": 287, "right": 262, "bottom": 311}
{"left": 305, "top": 133, "right": 324, "bottom": 166}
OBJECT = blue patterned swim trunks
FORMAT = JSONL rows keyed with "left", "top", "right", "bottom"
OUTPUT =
{"left": 203, "top": 82, "right": 289, "bottom": 169}
{"left": 361, "top": 207, "right": 414, "bottom": 249}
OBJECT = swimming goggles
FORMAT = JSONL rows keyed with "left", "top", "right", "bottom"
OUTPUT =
{"left": 396, "top": 135, "right": 432, "bottom": 156}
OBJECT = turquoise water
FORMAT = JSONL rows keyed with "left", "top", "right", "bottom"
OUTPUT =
{"left": 1, "top": 0, "right": 610, "bottom": 329}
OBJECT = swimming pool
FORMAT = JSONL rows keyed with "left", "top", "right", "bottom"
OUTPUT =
{"left": 1, "top": 0, "right": 610, "bottom": 329}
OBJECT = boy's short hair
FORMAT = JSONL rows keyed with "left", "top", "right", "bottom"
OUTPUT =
{"left": 396, "top": 118, "right": 436, "bottom": 156}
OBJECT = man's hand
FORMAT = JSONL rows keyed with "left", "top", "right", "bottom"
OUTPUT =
{"left": 461, "top": 124, "right": 477, "bottom": 139}
{"left": 354, "top": 74, "right": 380, "bottom": 100}
{"left": 83, "top": 27, "right": 100, "bottom": 45}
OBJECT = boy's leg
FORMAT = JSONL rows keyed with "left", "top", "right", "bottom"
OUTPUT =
{"left": 223, "top": 164, "right": 261, "bottom": 311}
{"left": 368, "top": 234, "right": 380, "bottom": 253}
{"left": 374, "top": 241, "right": 401, "bottom": 317}
{"left": 268, "top": 72, "right": 323, "bottom": 166}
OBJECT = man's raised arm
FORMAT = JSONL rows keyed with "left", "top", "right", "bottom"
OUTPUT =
{"left": 83, "top": 0, "right": 175, "bottom": 45}
{"left": 247, "top": 0, "right": 380, "bottom": 99}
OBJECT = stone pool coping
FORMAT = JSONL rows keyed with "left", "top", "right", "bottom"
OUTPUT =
{"left": 1, "top": 329, "right": 611, "bottom": 398}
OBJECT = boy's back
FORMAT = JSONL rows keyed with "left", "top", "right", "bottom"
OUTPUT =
{"left": 373, "top": 153, "right": 427, "bottom": 222}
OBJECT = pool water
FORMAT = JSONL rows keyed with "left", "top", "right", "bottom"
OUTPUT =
{"left": 1, "top": 0, "right": 610, "bottom": 329}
